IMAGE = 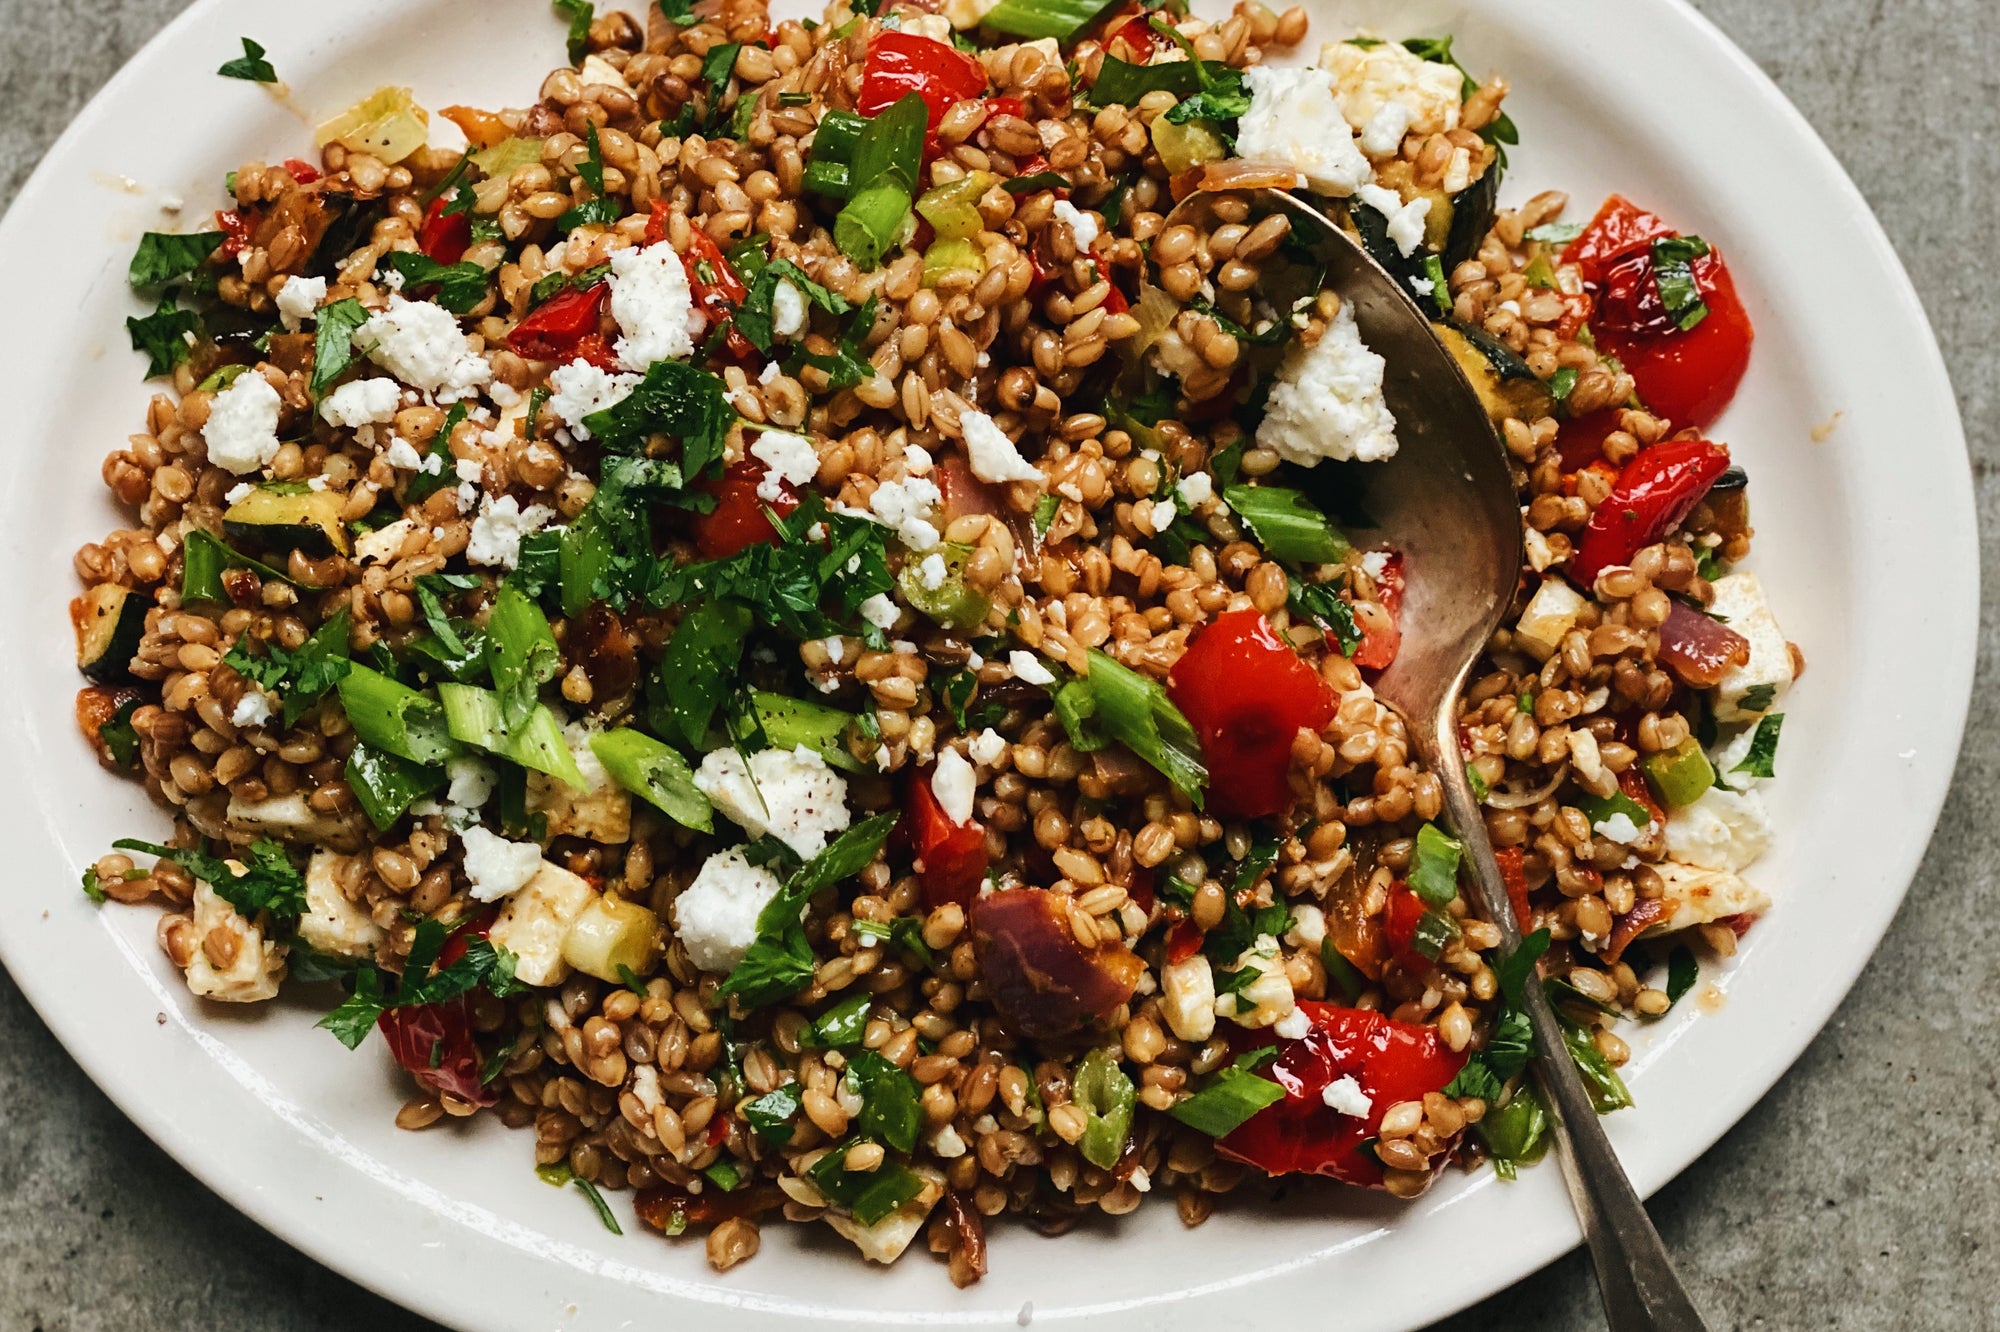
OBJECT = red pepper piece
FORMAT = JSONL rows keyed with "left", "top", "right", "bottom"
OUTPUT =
{"left": 418, "top": 196, "right": 472, "bottom": 265}
{"left": 1562, "top": 195, "right": 1675, "bottom": 287}
{"left": 1217, "top": 1002, "right": 1468, "bottom": 1188}
{"left": 282, "top": 157, "right": 322, "bottom": 185}
{"left": 688, "top": 458, "right": 798, "bottom": 560}
{"left": 680, "top": 228, "right": 756, "bottom": 361}
{"left": 857, "top": 31, "right": 989, "bottom": 138}
{"left": 1554, "top": 408, "right": 1624, "bottom": 473}
{"left": 1568, "top": 438, "right": 1731, "bottom": 589}
{"left": 1598, "top": 257, "right": 1753, "bottom": 432}
{"left": 644, "top": 199, "right": 672, "bottom": 246}
{"left": 1599, "top": 895, "right": 1668, "bottom": 966}
{"left": 1168, "top": 608, "right": 1337, "bottom": 819}
{"left": 378, "top": 996, "right": 497, "bottom": 1107}
{"left": 506, "top": 281, "right": 612, "bottom": 362}
{"left": 215, "top": 208, "right": 255, "bottom": 259}
{"left": 1165, "top": 918, "right": 1205, "bottom": 964}
{"left": 1380, "top": 883, "right": 1433, "bottom": 976}
{"left": 1618, "top": 766, "right": 1665, "bottom": 829}
{"left": 1656, "top": 598, "right": 1750, "bottom": 688}
{"left": 1494, "top": 845, "right": 1533, "bottom": 932}
{"left": 908, "top": 765, "right": 990, "bottom": 909}
{"left": 983, "top": 95, "right": 1026, "bottom": 122}
{"left": 1349, "top": 551, "right": 1404, "bottom": 671}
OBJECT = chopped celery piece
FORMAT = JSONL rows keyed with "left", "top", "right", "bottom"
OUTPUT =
{"left": 980, "top": 0, "right": 1119, "bottom": 40}
{"left": 1642, "top": 734, "right": 1715, "bottom": 808}
{"left": 921, "top": 237, "right": 986, "bottom": 288}
{"left": 1073, "top": 1048, "right": 1135, "bottom": 1171}
{"left": 897, "top": 542, "right": 991, "bottom": 629}
{"left": 750, "top": 690, "right": 866, "bottom": 772}
{"left": 914, "top": 171, "right": 995, "bottom": 241}
{"left": 437, "top": 683, "right": 585, "bottom": 788}
{"left": 335, "top": 663, "right": 458, "bottom": 765}
{"left": 589, "top": 728, "right": 713, "bottom": 831}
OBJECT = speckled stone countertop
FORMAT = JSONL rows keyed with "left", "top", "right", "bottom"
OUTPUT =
{"left": 2, "top": 1, "right": 1993, "bottom": 1328}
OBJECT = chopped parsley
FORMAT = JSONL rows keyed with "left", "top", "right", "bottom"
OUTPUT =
{"left": 715, "top": 813, "right": 899, "bottom": 1009}
{"left": 316, "top": 917, "right": 525, "bottom": 1049}
{"left": 113, "top": 836, "right": 307, "bottom": 924}
{"left": 222, "top": 606, "right": 353, "bottom": 727}
{"left": 218, "top": 37, "right": 277, "bottom": 83}
{"left": 734, "top": 259, "right": 851, "bottom": 352}
{"left": 557, "top": 124, "right": 621, "bottom": 231}
{"left": 126, "top": 296, "right": 203, "bottom": 378}
{"left": 1651, "top": 235, "right": 1712, "bottom": 331}
{"left": 380, "top": 251, "right": 491, "bottom": 315}
{"left": 310, "top": 297, "right": 371, "bottom": 394}
{"left": 551, "top": 0, "right": 594, "bottom": 65}
{"left": 1730, "top": 712, "right": 1784, "bottom": 779}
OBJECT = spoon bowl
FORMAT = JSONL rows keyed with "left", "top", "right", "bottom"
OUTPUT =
{"left": 1154, "top": 188, "right": 1710, "bottom": 1332}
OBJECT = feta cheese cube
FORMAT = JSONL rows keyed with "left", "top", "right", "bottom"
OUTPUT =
{"left": 967, "top": 728, "right": 1007, "bottom": 766}
{"left": 202, "top": 371, "right": 284, "bottom": 475}
{"left": 930, "top": 747, "right": 977, "bottom": 825}
{"left": 750, "top": 429, "right": 821, "bottom": 500}
{"left": 225, "top": 791, "right": 361, "bottom": 850}
{"left": 182, "top": 878, "right": 286, "bottom": 1002}
{"left": 1283, "top": 903, "right": 1327, "bottom": 948}
{"left": 1160, "top": 954, "right": 1217, "bottom": 1042}
{"left": 860, "top": 594, "right": 901, "bottom": 631}
{"left": 460, "top": 824, "right": 545, "bottom": 903}
{"left": 1235, "top": 65, "right": 1371, "bottom": 196}
{"left": 961, "top": 408, "right": 1043, "bottom": 485}
{"left": 546, "top": 358, "right": 638, "bottom": 441}
{"left": 1707, "top": 573, "right": 1794, "bottom": 723}
{"left": 446, "top": 755, "right": 498, "bottom": 808}
{"left": 1646, "top": 860, "right": 1771, "bottom": 936}
{"left": 1255, "top": 302, "right": 1399, "bottom": 465}
{"left": 355, "top": 517, "right": 417, "bottom": 564}
{"left": 354, "top": 296, "right": 492, "bottom": 399}
{"left": 275, "top": 274, "right": 327, "bottom": 331}
{"left": 1355, "top": 182, "right": 1433, "bottom": 256}
{"left": 382, "top": 436, "right": 424, "bottom": 470}
{"left": 1513, "top": 577, "right": 1588, "bottom": 660}
{"left": 771, "top": 278, "right": 809, "bottom": 338}
{"left": 297, "top": 849, "right": 385, "bottom": 960}
{"left": 1664, "top": 784, "right": 1773, "bottom": 873}
{"left": 466, "top": 493, "right": 557, "bottom": 569}
{"left": 1008, "top": 651, "right": 1055, "bottom": 687}
{"left": 1320, "top": 39, "right": 1465, "bottom": 138}
{"left": 1175, "top": 471, "right": 1213, "bottom": 508}
{"left": 694, "top": 745, "right": 853, "bottom": 858}
{"left": 1052, "top": 199, "right": 1100, "bottom": 251}
{"left": 1273, "top": 1006, "right": 1311, "bottom": 1039}
{"left": 672, "top": 847, "right": 789, "bottom": 973}
{"left": 609, "top": 240, "right": 701, "bottom": 369}
{"left": 319, "top": 376, "right": 403, "bottom": 428}
{"left": 488, "top": 861, "right": 598, "bottom": 987}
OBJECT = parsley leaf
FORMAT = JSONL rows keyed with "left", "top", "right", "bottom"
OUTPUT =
{"left": 845, "top": 1048, "right": 922, "bottom": 1153}
{"left": 222, "top": 607, "right": 353, "bottom": 727}
{"left": 1737, "top": 682, "right": 1778, "bottom": 715}
{"left": 126, "top": 296, "right": 202, "bottom": 378}
{"left": 380, "top": 251, "right": 491, "bottom": 315}
{"left": 789, "top": 294, "right": 880, "bottom": 392}
{"left": 315, "top": 921, "right": 522, "bottom": 1048}
{"left": 743, "top": 1082, "right": 804, "bottom": 1143}
{"left": 1402, "top": 35, "right": 1518, "bottom": 169}
{"left": 551, "top": 0, "right": 594, "bottom": 65}
{"left": 734, "top": 259, "right": 852, "bottom": 352}
{"left": 218, "top": 37, "right": 277, "bottom": 82}
{"left": 557, "top": 124, "right": 621, "bottom": 231}
{"left": 1407, "top": 823, "right": 1463, "bottom": 908}
{"left": 717, "top": 813, "right": 898, "bottom": 1009}
{"left": 311, "top": 297, "right": 371, "bottom": 394}
{"left": 1651, "top": 235, "right": 1712, "bottom": 331}
{"left": 129, "top": 231, "right": 225, "bottom": 288}
{"left": 1730, "top": 712, "right": 1784, "bottom": 779}
{"left": 579, "top": 357, "right": 733, "bottom": 474}
{"left": 1168, "top": 1050, "right": 1286, "bottom": 1137}
{"left": 113, "top": 836, "right": 307, "bottom": 924}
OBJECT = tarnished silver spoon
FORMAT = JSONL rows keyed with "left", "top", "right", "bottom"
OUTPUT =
{"left": 1151, "top": 188, "right": 1710, "bottom": 1332}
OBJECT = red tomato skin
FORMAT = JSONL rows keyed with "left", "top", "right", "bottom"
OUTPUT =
{"left": 857, "top": 32, "right": 988, "bottom": 134}
{"left": 908, "top": 767, "right": 990, "bottom": 909}
{"left": 1598, "top": 259, "right": 1753, "bottom": 432}
{"left": 1380, "top": 883, "right": 1432, "bottom": 975}
{"left": 282, "top": 157, "right": 322, "bottom": 184}
{"left": 1494, "top": 846, "right": 1534, "bottom": 932}
{"left": 1568, "top": 439, "right": 1731, "bottom": 589}
{"left": 506, "top": 282, "right": 611, "bottom": 362}
{"left": 1562, "top": 195, "right": 1674, "bottom": 285}
{"left": 1349, "top": 552, "right": 1404, "bottom": 671}
{"left": 680, "top": 229, "right": 757, "bottom": 361}
{"left": 378, "top": 996, "right": 497, "bottom": 1108}
{"left": 1217, "top": 1002, "right": 1468, "bottom": 1188}
{"left": 689, "top": 459, "right": 798, "bottom": 560}
{"left": 418, "top": 196, "right": 472, "bottom": 265}
{"left": 1168, "top": 608, "right": 1337, "bottom": 819}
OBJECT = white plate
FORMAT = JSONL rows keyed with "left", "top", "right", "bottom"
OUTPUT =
{"left": 0, "top": 1, "right": 1975, "bottom": 1328}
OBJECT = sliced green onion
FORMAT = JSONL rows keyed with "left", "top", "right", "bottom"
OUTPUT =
{"left": 812, "top": 109, "right": 867, "bottom": 165}
{"left": 1642, "top": 734, "right": 1714, "bottom": 807}
{"left": 1222, "top": 485, "right": 1350, "bottom": 566}
{"left": 1478, "top": 1086, "right": 1550, "bottom": 1176}
{"left": 1073, "top": 1047, "right": 1136, "bottom": 1170}
{"left": 487, "top": 582, "right": 562, "bottom": 730}
{"left": 180, "top": 528, "right": 286, "bottom": 605}
{"left": 1078, "top": 649, "right": 1206, "bottom": 803}
{"left": 850, "top": 93, "right": 925, "bottom": 189}
{"left": 803, "top": 158, "right": 851, "bottom": 199}
{"left": 438, "top": 682, "right": 586, "bottom": 788}
{"left": 979, "top": 0, "right": 1119, "bottom": 39}
{"left": 345, "top": 742, "right": 447, "bottom": 829}
{"left": 589, "top": 728, "right": 713, "bottom": 831}
{"left": 914, "top": 172, "right": 992, "bottom": 242}
{"left": 1407, "top": 822, "right": 1463, "bottom": 908}
{"left": 835, "top": 179, "right": 915, "bottom": 271}
{"left": 1167, "top": 1054, "right": 1285, "bottom": 1137}
{"left": 833, "top": 94, "right": 927, "bottom": 270}
{"left": 750, "top": 690, "right": 866, "bottom": 773}
{"left": 335, "top": 663, "right": 459, "bottom": 765}
{"left": 805, "top": 1144, "right": 926, "bottom": 1225}
{"left": 1409, "top": 906, "right": 1460, "bottom": 960}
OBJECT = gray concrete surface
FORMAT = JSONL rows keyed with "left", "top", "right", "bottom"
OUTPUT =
{"left": 2, "top": 0, "right": 1993, "bottom": 1328}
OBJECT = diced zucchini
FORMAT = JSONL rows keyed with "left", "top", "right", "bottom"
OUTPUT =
{"left": 72, "top": 584, "right": 152, "bottom": 683}
{"left": 1435, "top": 322, "right": 1554, "bottom": 425}
{"left": 1642, "top": 736, "right": 1715, "bottom": 808}
{"left": 560, "top": 895, "right": 662, "bottom": 982}
{"left": 223, "top": 486, "right": 350, "bottom": 557}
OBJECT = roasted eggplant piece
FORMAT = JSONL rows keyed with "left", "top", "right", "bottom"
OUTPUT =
{"left": 1348, "top": 165, "right": 1501, "bottom": 303}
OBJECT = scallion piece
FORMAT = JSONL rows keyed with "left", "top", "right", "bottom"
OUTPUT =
{"left": 487, "top": 582, "right": 562, "bottom": 731}
{"left": 1077, "top": 649, "right": 1207, "bottom": 804}
{"left": 1407, "top": 822, "right": 1463, "bottom": 908}
{"left": 749, "top": 690, "right": 866, "bottom": 772}
{"left": 812, "top": 108, "right": 867, "bottom": 162}
{"left": 834, "top": 179, "right": 915, "bottom": 271}
{"left": 1222, "top": 485, "right": 1351, "bottom": 566}
{"left": 1167, "top": 1054, "right": 1285, "bottom": 1137}
{"left": 802, "top": 158, "right": 851, "bottom": 199}
{"left": 1073, "top": 1048, "right": 1136, "bottom": 1170}
{"left": 589, "top": 728, "right": 714, "bottom": 832}
{"left": 833, "top": 94, "right": 926, "bottom": 270}
{"left": 805, "top": 1144, "right": 926, "bottom": 1225}
{"left": 335, "top": 663, "right": 459, "bottom": 765}
{"left": 849, "top": 93, "right": 925, "bottom": 187}
{"left": 345, "top": 742, "right": 447, "bottom": 829}
{"left": 180, "top": 528, "right": 286, "bottom": 605}
{"left": 979, "top": 0, "right": 1118, "bottom": 39}
{"left": 437, "top": 682, "right": 586, "bottom": 789}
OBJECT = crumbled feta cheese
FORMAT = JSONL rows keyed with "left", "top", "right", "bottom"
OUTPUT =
{"left": 354, "top": 518, "right": 416, "bottom": 564}
{"left": 1665, "top": 783, "right": 1773, "bottom": 873}
{"left": 224, "top": 481, "right": 254, "bottom": 505}
{"left": 1357, "top": 98, "right": 1413, "bottom": 156}
{"left": 1320, "top": 39, "right": 1464, "bottom": 138}
{"left": 960, "top": 408, "right": 1042, "bottom": 485}
{"left": 1593, "top": 811, "right": 1647, "bottom": 845}
{"left": 608, "top": 240, "right": 700, "bottom": 369}
{"left": 930, "top": 747, "right": 977, "bottom": 825}
{"left": 1147, "top": 498, "right": 1178, "bottom": 534}
{"left": 201, "top": 372, "right": 284, "bottom": 475}
{"left": 230, "top": 691, "right": 273, "bottom": 729}
{"left": 859, "top": 594, "right": 901, "bottom": 631}
{"left": 182, "top": 879, "right": 285, "bottom": 1002}
{"left": 1650, "top": 860, "right": 1770, "bottom": 935}
{"left": 446, "top": 755, "right": 498, "bottom": 809}
{"left": 758, "top": 359, "right": 781, "bottom": 384}
{"left": 1355, "top": 182, "right": 1433, "bottom": 257}
{"left": 751, "top": 429, "right": 820, "bottom": 500}
{"left": 929, "top": 1124, "right": 968, "bottom": 1159}
{"left": 275, "top": 274, "right": 327, "bottom": 331}
{"left": 1707, "top": 573, "right": 1794, "bottom": 723}
{"left": 771, "top": 278, "right": 809, "bottom": 338}
{"left": 1009, "top": 651, "right": 1055, "bottom": 687}
{"left": 1160, "top": 955, "right": 1217, "bottom": 1042}
{"left": 672, "top": 847, "right": 790, "bottom": 973}
{"left": 546, "top": 359, "right": 638, "bottom": 441}
{"left": 916, "top": 552, "right": 949, "bottom": 590}
{"left": 1235, "top": 65, "right": 1371, "bottom": 196}
{"left": 319, "top": 376, "right": 403, "bottom": 428}
{"left": 382, "top": 436, "right": 424, "bottom": 470}
{"left": 453, "top": 457, "right": 483, "bottom": 484}
{"left": 488, "top": 862, "right": 597, "bottom": 986}
{"left": 1273, "top": 1006, "right": 1311, "bottom": 1040}
{"left": 1175, "top": 472, "right": 1213, "bottom": 508}
{"left": 968, "top": 728, "right": 1006, "bottom": 766}
{"left": 460, "top": 825, "right": 545, "bottom": 903}
{"left": 1513, "top": 577, "right": 1588, "bottom": 660}
{"left": 1211, "top": 934, "right": 1297, "bottom": 1029}
{"left": 298, "top": 849, "right": 385, "bottom": 960}
{"left": 1283, "top": 904, "right": 1327, "bottom": 948}
{"left": 1442, "top": 145, "right": 1473, "bottom": 195}
{"left": 354, "top": 296, "right": 492, "bottom": 399}
{"left": 1255, "top": 303, "right": 1398, "bottom": 465}
{"left": 1321, "top": 1074, "right": 1373, "bottom": 1118}
{"left": 466, "top": 494, "right": 557, "bottom": 569}
{"left": 942, "top": 0, "right": 1001, "bottom": 28}
{"left": 1052, "top": 199, "right": 1100, "bottom": 250}
{"left": 694, "top": 745, "right": 853, "bottom": 858}
{"left": 868, "top": 475, "right": 943, "bottom": 551}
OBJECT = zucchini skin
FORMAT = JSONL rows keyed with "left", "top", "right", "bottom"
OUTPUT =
{"left": 1348, "top": 165, "right": 1503, "bottom": 299}
{"left": 72, "top": 584, "right": 153, "bottom": 683}
{"left": 1434, "top": 321, "right": 1555, "bottom": 425}
{"left": 223, "top": 487, "right": 350, "bottom": 557}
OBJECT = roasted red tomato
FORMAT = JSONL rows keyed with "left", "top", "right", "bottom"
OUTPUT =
{"left": 418, "top": 195, "right": 472, "bottom": 265}
{"left": 378, "top": 995, "right": 496, "bottom": 1107}
{"left": 1568, "top": 438, "right": 1731, "bottom": 588}
{"left": 1349, "top": 551, "right": 1404, "bottom": 671}
{"left": 908, "top": 765, "right": 989, "bottom": 909}
{"left": 1494, "top": 845, "right": 1533, "bottom": 932}
{"left": 1564, "top": 195, "right": 1753, "bottom": 431}
{"left": 856, "top": 31, "right": 988, "bottom": 136}
{"left": 689, "top": 458, "right": 799, "bottom": 560}
{"left": 1379, "top": 883, "right": 1434, "bottom": 976}
{"left": 506, "top": 281, "right": 612, "bottom": 362}
{"left": 679, "top": 228, "right": 755, "bottom": 361}
{"left": 1168, "top": 608, "right": 1337, "bottom": 819}
{"left": 970, "top": 888, "right": 1144, "bottom": 1038}
{"left": 1218, "top": 1002, "right": 1468, "bottom": 1188}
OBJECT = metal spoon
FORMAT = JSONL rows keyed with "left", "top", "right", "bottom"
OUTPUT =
{"left": 1152, "top": 188, "right": 1710, "bottom": 1331}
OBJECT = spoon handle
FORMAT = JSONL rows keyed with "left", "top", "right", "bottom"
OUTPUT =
{"left": 1418, "top": 705, "right": 1712, "bottom": 1332}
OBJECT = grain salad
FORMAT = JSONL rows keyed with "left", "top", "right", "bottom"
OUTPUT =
{"left": 71, "top": 0, "right": 1797, "bottom": 1281}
